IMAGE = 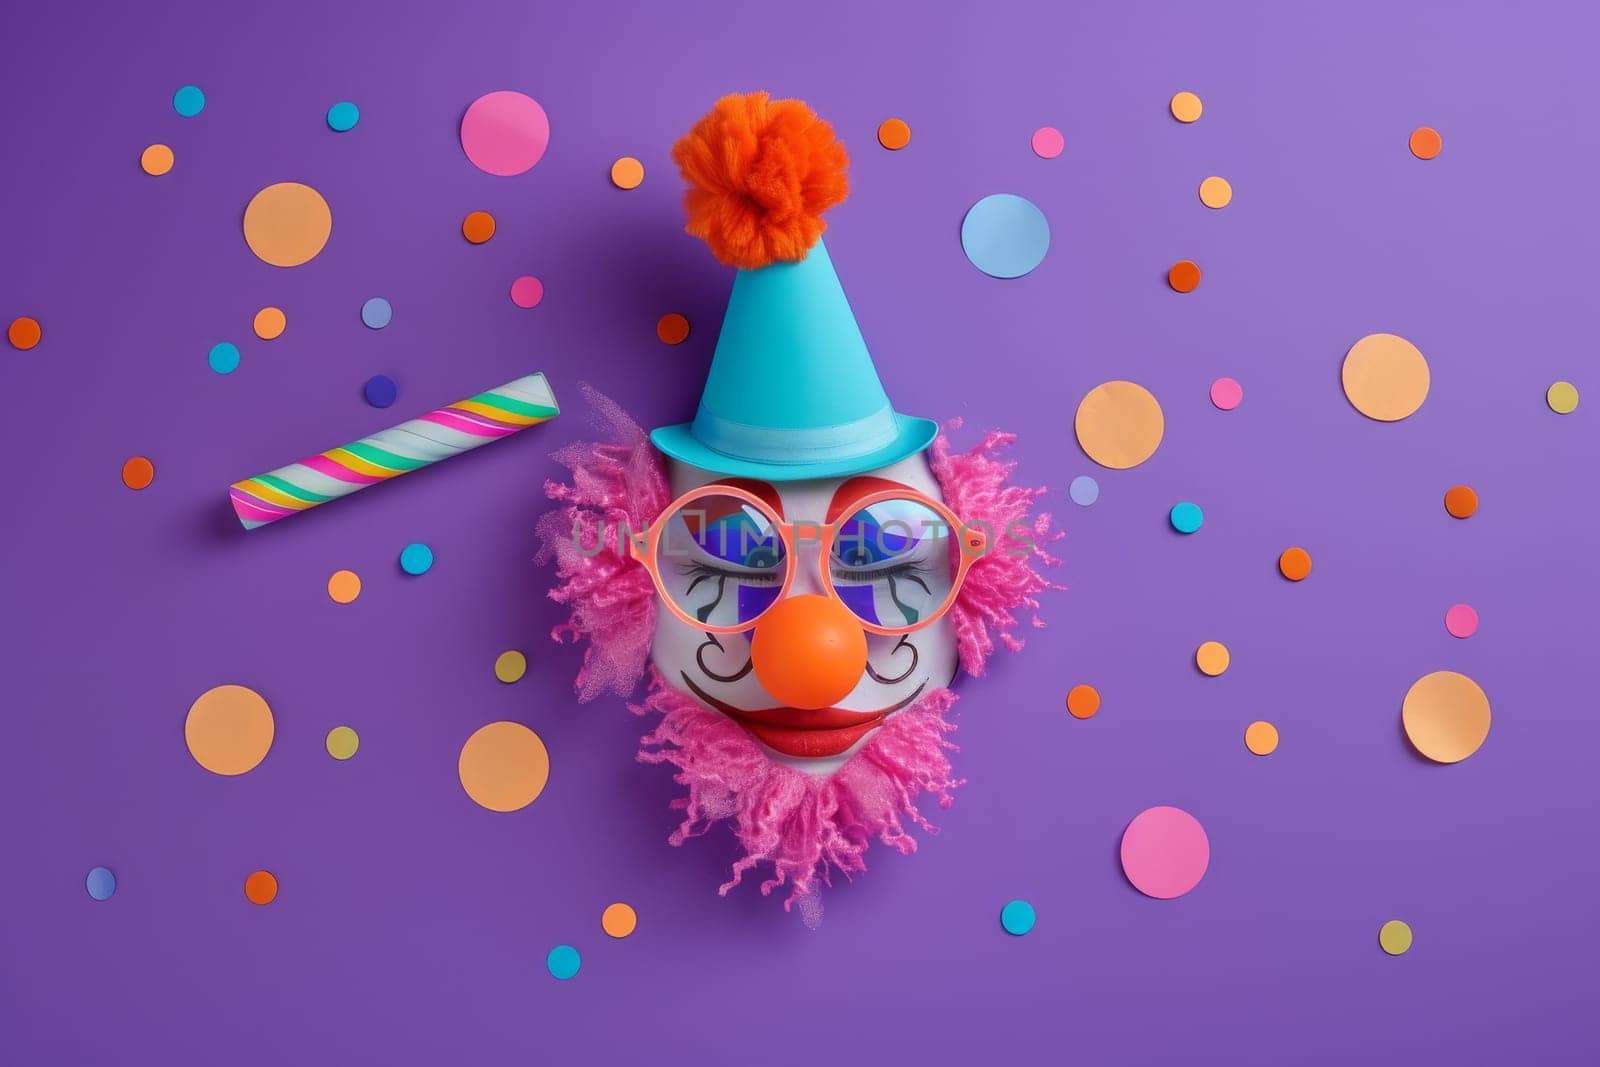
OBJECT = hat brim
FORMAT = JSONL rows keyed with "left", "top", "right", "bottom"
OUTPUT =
{"left": 649, "top": 414, "right": 940, "bottom": 482}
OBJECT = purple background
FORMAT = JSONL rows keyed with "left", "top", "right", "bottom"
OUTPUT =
{"left": 3, "top": 1, "right": 1596, "bottom": 1063}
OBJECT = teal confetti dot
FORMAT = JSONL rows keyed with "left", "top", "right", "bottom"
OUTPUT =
{"left": 327, "top": 101, "right": 360, "bottom": 132}
{"left": 1069, "top": 475, "right": 1099, "bottom": 507}
{"left": 546, "top": 944, "right": 581, "bottom": 980}
{"left": 1170, "top": 502, "right": 1204, "bottom": 534}
{"left": 173, "top": 85, "right": 205, "bottom": 117}
{"left": 208, "top": 342, "right": 240, "bottom": 375}
{"left": 399, "top": 542, "right": 433, "bottom": 575}
{"left": 1000, "top": 899, "right": 1035, "bottom": 935}
{"left": 86, "top": 866, "right": 116, "bottom": 901}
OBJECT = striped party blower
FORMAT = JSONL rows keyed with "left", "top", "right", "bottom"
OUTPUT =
{"left": 229, "top": 373, "right": 558, "bottom": 529}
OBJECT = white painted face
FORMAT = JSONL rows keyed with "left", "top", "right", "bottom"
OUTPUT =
{"left": 650, "top": 455, "right": 960, "bottom": 776}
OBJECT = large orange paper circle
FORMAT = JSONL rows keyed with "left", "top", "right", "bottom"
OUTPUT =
{"left": 1075, "top": 381, "right": 1165, "bottom": 469}
{"left": 185, "top": 684, "right": 274, "bottom": 775}
{"left": 459, "top": 722, "right": 550, "bottom": 812}
{"left": 1342, "top": 333, "right": 1430, "bottom": 421}
{"left": 1402, "top": 671, "right": 1491, "bottom": 763}
{"left": 243, "top": 182, "right": 332, "bottom": 267}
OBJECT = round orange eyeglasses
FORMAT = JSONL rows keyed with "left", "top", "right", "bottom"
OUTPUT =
{"left": 629, "top": 483, "right": 987, "bottom": 636}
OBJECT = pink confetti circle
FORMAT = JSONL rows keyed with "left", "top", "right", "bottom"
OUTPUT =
{"left": 1445, "top": 603, "right": 1479, "bottom": 638}
{"left": 460, "top": 91, "right": 549, "bottom": 177}
{"left": 1210, "top": 377, "right": 1243, "bottom": 410}
{"left": 1031, "top": 126, "right": 1065, "bottom": 159}
{"left": 510, "top": 275, "right": 544, "bottom": 309}
{"left": 1120, "top": 805, "right": 1210, "bottom": 899}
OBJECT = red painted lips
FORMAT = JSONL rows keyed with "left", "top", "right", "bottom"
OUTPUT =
{"left": 681, "top": 675, "right": 924, "bottom": 759}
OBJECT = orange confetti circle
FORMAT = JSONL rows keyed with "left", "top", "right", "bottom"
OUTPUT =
{"left": 1244, "top": 721, "right": 1279, "bottom": 755}
{"left": 877, "top": 118, "right": 911, "bottom": 150}
{"left": 327, "top": 569, "right": 362, "bottom": 604}
{"left": 610, "top": 157, "right": 645, "bottom": 190}
{"left": 1403, "top": 670, "right": 1490, "bottom": 763}
{"left": 1196, "top": 641, "right": 1230, "bottom": 677}
{"left": 1075, "top": 381, "right": 1165, "bottom": 469}
{"left": 121, "top": 456, "right": 155, "bottom": 490}
{"left": 185, "top": 684, "right": 274, "bottom": 776}
{"left": 253, "top": 306, "right": 286, "bottom": 340}
{"left": 657, "top": 313, "right": 690, "bottom": 345}
{"left": 1444, "top": 485, "right": 1478, "bottom": 519}
{"left": 1170, "top": 92, "right": 1203, "bottom": 123}
{"left": 244, "top": 869, "right": 278, "bottom": 905}
{"left": 1066, "top": 685, "right": 1101, "bottom": 719}
{"left": 602, "top": 902, "right": 638, "bottom": 938}
{"left": 458, "top": 721, "right": 550, "bottom": 812}
{"left": 1342, "top": 333, "right": 1430, "bottom": 421}
{"left": 243, "top": 182, "right": 332, "bottom": 268}
{"left": 1278, "top": 547, "right": 1312, "bottom": 581}
{"left": 1168, "top": 260, "right": 1201, "bottom": 293}
{"left": 140, "top": 143, "right": 174, "bottom": 176}
{"left": 1198, "top": 176, "right": 1232, "bottom": 209}
{"left": 8, "top": 316, "right": 41, "bottom": 350}
{"left": 1409, "top": 126, "right": 1442, "bottom": 160}
{"left": 462, "top": 210, "right": 496, "bottom": 244}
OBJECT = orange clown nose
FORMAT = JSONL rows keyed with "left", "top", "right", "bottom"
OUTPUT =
{"left": 749, "top": 595, "right": 869, "bottom": 710}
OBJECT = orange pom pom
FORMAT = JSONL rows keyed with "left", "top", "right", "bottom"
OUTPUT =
{"left": 672, "top": 92, "right": 849, "bottom": 270}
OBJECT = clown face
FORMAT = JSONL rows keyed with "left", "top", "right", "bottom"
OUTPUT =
{"left": 648, "top": 455, "right": 961, "bottom": 775}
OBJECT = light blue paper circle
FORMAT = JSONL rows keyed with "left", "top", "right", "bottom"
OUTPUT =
{"left": 86, "top": 866, "right": 116, "bottom": 901}
{"left": 399, "top": 543, "right": 433, "bottom": 576}
{"left": 1069, "top": 475, "right": 1100, "bottom": 507}
{"left": 1170, "top": 502, "right": 1204, "bottom": 534}
{"left": 173, "top": 85, "right": 205, "bottom": 117}
{"left": 327, "top": 101, "right": 360, "bottom": 132}
{"left": 208, "top": 342, "right": 240, "bottom": 375}
{"left": 1001, "top": 899, "right": 1036, "bottom": 935}
{"left": 361, "top": 297, "right": 392, "bottom": 330}
{"left": 546, "top": 944, "right": 581, "bottom": 980}
{"left": 961, "top": 194, "right": 1050, "bottom": 279}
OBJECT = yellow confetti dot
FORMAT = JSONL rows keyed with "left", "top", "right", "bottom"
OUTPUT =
{"left": 325, "top": 725, "right": 360, "bottom": 760}
{"left": 1195, "top": 641, "right": 1230, "bottom": 677}
{"left": 602, "top": 902, "right": 638, "bottom": 938}
{"left": 1547, "top": 381, "right": 1579, "bottom": 414}
{"left": 1198, "top": 176, "right": 1232, "bottom": 209}
{"left": 495, "top": 650, "right": 527, "bottom": 683}
{"left": 610, "top": 156, "right": 645, "bottom": 190}
{"left": 1244, "top": 720, "right": 1278, "bottom": 755}
{"left": 458, "top": 721, "right": 549, "bottom": 812}
{"left": 1379, "top": 919, "right": 1413, "bottom": 955}
{"left": 327, "top": 569, "right": 361, "bottom": 604}
{"left": 140, "top": 143, "right": 174, "bottom": 176}
{"left": 253, "top": 306, "right": 286, "bottom": 340}
{"left": 1170, "top": 91, "right": 1203, "bottom": 123}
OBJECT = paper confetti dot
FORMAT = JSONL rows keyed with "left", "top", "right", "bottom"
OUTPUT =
{"left": 327, "top": 570, "right": 361, "bottom": 604}
{"left": 1168, "top": 260, "right": 1201, "bottom": 293}
{"left": 1198, "top": 176, "right": 1232, "bottom": 208}
{"left": 1547, "top": 381, "right": 1579, "bottom": 414}
{"left": 1403, "top": 671, "right": 1490, "bottom": 763}
{"left": 1409, "top": 127, "right": 1441, "bottom": 160}
{"left": 462, "top": 211, "right": 496, "bottom": 244}
{"left": 657, "top": 313, "right": 690, "bottom": 345}
{"left": 494, "top": 650, "right": 527, "bottom": 683}
{"left": 173, "top": 85, "right": 205, "bottom": 117}
{"left": 360, "top": 297, "right": 392, "bottom": 329}
{"left": 1000, "top": 899, "right": 1036, "bottom": 935}
{"left": 1066, "top": 685, "right": 1100, "bottom": 719}
{"left": 1196, "top": 641, "right": 1230, "bottom": 677}
{"left": 1342, "top": 333, "right": 1429, "bottom": 421}
{"left": 1169, "top": 91, "right": 1203, "bottom": 123}
{"left": 1068, "top": 475, "right": 1100, "bottom": 506}
{"left": 1031, "top": 126, "right": 1064, "bottom": 159}
{"left": 602, "top": 902, "right": 638, "bottom": 939}
{"left": 1379, "top": 920, "right": 1413, "bottom": 955}
{"left": 877, "top": 118, "right": 911, "bottom": 150}
{"left": 121, "top": 456, "right": 155, "bottom": 491}
{"left": 510, "top": 276, "right": 544, "bottom": 308}
{"left": 325, "top": 725, "right": 359, "bottom": 760}
{"left": 1245, "top": 721, "right": 1279, "bottom": 755}
{"left": 610, "top": 157, "right": 645, "bottom": 190}
{"left": 326, "top": 101, "right": 360, "bottom": 131}
{"left": 208, "top": 342, "right": 240, "bottom": 375}
{"left": 185, "top": 684, "right": 274, "bottom": 776}
{"left": 1075, "top": 381, "right": 1165, "bottom": 470}
{"left": 459, "top": 721, "right": 549, "bottom": 812}
{"left": 252, "top": 307, "right": 286, "bottom": 340}
{"left": 1120, "top": 806, "right": 1209, "bottom": 899}
{"left": 1444, "top": 485, "right": 1478, "bottom": 519}
{"left": 399, "top": 543, "right": 433, "bottom": 575}
{"left": 961, "top": 194, "right": 1050, "bottom": 279}
{"left": 363, "top": 374, "right": 398, "bottom": 409}
{"left": 243, "top": 183, "right": 332, "bottom": 268}
{"left": 1169, "top": 502, "right": 1204, "bottom": 534}
{"left": 8, "top": 316, "right": 41, "bottom": 350}
{"left": 140, "top": 143, "right": 174, "bottom": 176}
{"left": 459, "top": 91, "right": 549, "bottom": 176}
{"left": 1278, "top": 547, "right": 1312, "bottom": 581}
{"left": 547, "top": 944, "right": 581, "bottom": 980}
{"left": 1445, "top": 603, "right": 1479, "bottom": 638}
{"left": 85, "top": 866, "right": 116, "bottom": 902}
{"left": 1209, "top": 377, "right": 1243, "bottom": 410}
{"left": 244, "top": 870, "right": 278, "bottom": 905}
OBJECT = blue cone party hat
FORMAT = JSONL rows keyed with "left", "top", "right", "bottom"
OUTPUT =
{"left": 650, "top": 93, "right": 937, "bottom": 481}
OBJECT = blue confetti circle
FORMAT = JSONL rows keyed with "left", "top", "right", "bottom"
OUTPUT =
{"left": 364, "top": 374, "right": 398, "bottom": 408}
{"left": 399, "top": 542, "right": 433, "bottom": 576}
{"left": 1001, "top": 899, "right": 1035, "bottom": 935}
{"left": 546, "top": 944, "right": 581, "bottom": 980}
{"left": 326, "top": 101, "right": 360, "bottom": 132}
{"left": 1170, "top": 502, "right": 1204, "bottom": 534}
{"left": 208, "top": 342, "right": 240, "bottom": 375}
{"left": 173, "top": 85, "right": 205, "bottom": 117}
{"left": 361, "top": 297, "right": 392, "bottom": 330}
{"left": 1069, "top": 475, "right": 1100, "bottom": 507}
{"left": 961, "top": 193, "right": 1050, "bottom": 279}
{"left": 86, "top": 866, "right": 116, "bottom": 901}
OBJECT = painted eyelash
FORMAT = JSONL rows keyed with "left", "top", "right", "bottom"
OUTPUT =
{"left": 676, "top": 561, "right": 783, "bottom": 588}
{"left": 829, "top": 560, "right": 932, "bottom": 584}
